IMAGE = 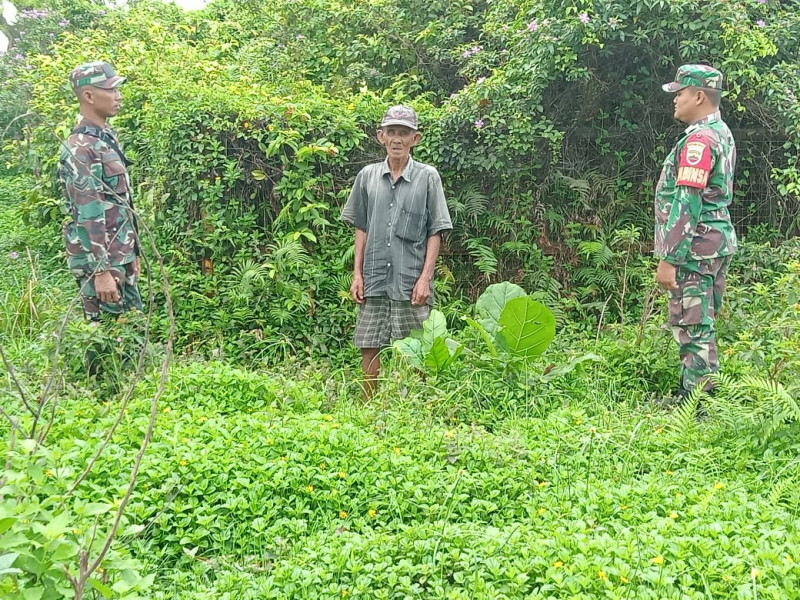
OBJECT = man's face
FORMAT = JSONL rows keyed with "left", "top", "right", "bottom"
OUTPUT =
{"left": 377, "top": 125, "right": 420, "bottom": 161}
{"left": 672, "top": 87, "right": 700, "bottom": 124}
{"left": 83, "top": 85, "right": 122, "bottom": 119}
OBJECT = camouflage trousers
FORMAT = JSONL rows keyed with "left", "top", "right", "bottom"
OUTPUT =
{"left": 71, "top": 261, "right": 143, "bottom": 321}
{"left": 667, "top": 255, "right": 733, "bottom": 392}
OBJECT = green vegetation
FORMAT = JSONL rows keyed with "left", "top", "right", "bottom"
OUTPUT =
{"left": 2, "top": 0, "right": 800, "bottom": 598}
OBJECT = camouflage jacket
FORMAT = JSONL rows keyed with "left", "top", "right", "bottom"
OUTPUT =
{"left": 58, "top": 121, "right": 138, "bottom": 273}
{"left": 654, "top": 111, "right": 738, "bottom": 264}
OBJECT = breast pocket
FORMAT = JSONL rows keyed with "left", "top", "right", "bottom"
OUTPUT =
{"left": 395, "top": 207, "right": 426, "bottom": 243}
{"left": 102, "top": 157, "right": 129, "bottom": 196}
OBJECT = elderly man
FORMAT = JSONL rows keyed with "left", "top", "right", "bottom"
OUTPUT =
{"left": 59, "top": 61, "right": 141, "bottom": 376}
{"left": 341, "top": 105, "right": 452, "bottom": 398}
{"left": 655, "top": 64, "right": 737, "bottom": 405}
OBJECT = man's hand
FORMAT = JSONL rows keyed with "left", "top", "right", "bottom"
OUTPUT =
{"left": 411, "top": 275, "right": 431, "bottom": 306}
{"left": 94, "top": 270, "right": 120, "bottom": 304}
{"left": 656, "top": 259, "right": 678, "bottom": 291}
{"left": 132, "top": 256, "right": 141, "bottom": 277}
{"left": 350, "top": 273, "right": 365, "bottom": 304}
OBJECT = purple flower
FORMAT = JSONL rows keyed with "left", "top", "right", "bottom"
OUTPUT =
{"left": 449, "top": 92, "right": 457, "bottom": 98}
{"left": 116, "top": 336, "right": 122, "bottom": 343}
{"left": 579, "top": 12, "right": 590, "bottom": 24}
{"left": 462, "top": 49, "right": 472, "bottom": 58}
{"left": 474, "top": 119, "right": 485, "bottom": 129}
{"left": 527, "top": 19, "right": 538, "bottom": 32}
{"left": 757, "top": 19, "right": 766, "bottom": 26}
{"left": 9, "top": 251, "right": 19, "bottom": 259}
{"left": 58, "top": 19, "right": 69, "bottom": 27}
{"left": 471, "top": 45, "right": 481, "bottom": 54}
{"left": 476, "top": 76, "right": 486, "bottom": 85}
{"left": 757, "top": 0, "right": 766, "bottom": 3}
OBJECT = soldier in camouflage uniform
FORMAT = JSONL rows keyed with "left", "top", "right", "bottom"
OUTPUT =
{"left": 654, "top": 64, "right": 737, "bottom": 398}
{"left": 59, "top": 61, "right": 142, "bottom": 324}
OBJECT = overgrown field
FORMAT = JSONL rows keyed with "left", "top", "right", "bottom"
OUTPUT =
{"left": 3, "top": 171, "right": 800, "bottom": 599}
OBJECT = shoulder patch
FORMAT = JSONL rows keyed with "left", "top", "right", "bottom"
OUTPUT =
{"left": 676, "top": 134, "right": 711, "bottom": 188}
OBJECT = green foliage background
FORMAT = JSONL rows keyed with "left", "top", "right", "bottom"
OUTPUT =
{"left": 2, "top": 0, "right": 799, "bottom": 356}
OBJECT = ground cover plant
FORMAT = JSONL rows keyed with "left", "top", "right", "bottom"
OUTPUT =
{"left": 2, "top": 0, "right": 800, "bottom": 598}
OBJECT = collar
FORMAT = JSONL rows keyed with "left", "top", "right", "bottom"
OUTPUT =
{"left": 685, "top": 110, "right": 722, "bottom": 134}
{"left": 380, "top": 156, "right": 415, "bottom": 183}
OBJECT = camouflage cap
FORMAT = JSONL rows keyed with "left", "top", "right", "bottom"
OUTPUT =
{"left": 662, "top": 64, "right": 723, "bottom": 92}
{"left": 70, "top": 61, "right": 126, "bottom": 92}
{"left": 380, "top": 105, "right": 418, "bottom": 130}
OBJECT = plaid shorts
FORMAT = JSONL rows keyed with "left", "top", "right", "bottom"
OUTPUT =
{"left": 353, "top": 297, "right": 430, "bottom": 348}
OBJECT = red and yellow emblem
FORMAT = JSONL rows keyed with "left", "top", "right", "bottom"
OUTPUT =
{"left": 676, "top": 134, "right": 711, "bottom": 188}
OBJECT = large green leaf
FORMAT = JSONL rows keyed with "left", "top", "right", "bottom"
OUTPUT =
{"left": 498, "top": 297, "right": 556, "bottom": 357}
{"left": 475, "top": 282, "right": 526, "bottom": 337}
{"left": 393, "top": 338, "right": 424, "bottom": 370}
{"left": 424, "top": 337, "right": 463, "bottom": 373}
{"left": 420, "top": 309, "right": 447, "bottom": 352}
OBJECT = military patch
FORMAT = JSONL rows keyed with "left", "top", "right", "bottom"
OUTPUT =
{"left": 677, "top": 134, "right": 712, "bottom": 188}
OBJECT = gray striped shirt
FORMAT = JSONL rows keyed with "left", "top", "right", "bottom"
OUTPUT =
{"left": 341, "top": 157, "right": 452, "bottom": 305}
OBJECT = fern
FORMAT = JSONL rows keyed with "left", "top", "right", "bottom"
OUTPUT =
{"left": 465, "top": 238, "right": 498, "bottom": 276}
{"left": 667, "top": 387, "right": 702, "bottom": 438}
{"left": 450, "top": 183, "right": 489, "bottom": 223}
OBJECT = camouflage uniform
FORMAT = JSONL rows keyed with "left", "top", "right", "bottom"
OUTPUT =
{"left": 59, "top": 62, "right": 142, "bottom": 321}
{"left": 655, "top": 65, "right": 737, "bottom": 393}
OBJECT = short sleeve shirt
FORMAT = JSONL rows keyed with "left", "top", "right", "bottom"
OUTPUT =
{"left": 341, "top": 157, "right": 452, "bottom": 305}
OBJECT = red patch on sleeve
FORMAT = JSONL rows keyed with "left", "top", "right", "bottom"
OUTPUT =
{"left": 676, "top": 134, "right": 712, "bottom": 188}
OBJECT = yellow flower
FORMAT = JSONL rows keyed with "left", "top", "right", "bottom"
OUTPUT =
{"left": 162, "top": 406, "right": 171, "bottom": 413}
{"left": 554, "top": 560, "right": 563, "bottom": 568}
{"left": 268, "top": 124, "right": 275, "bottom": 131}
{"left": 72, "top": 528, "right": 80, "bottom": 534}
{"left": 179, "top": 460, "right": 187, "bottom": 466}
{"left": 786, "top": 555, "right": 794, "bottom": 563}
{"left": 320, "top": 463, "right": 326, "bottom": 470}
{"left": 575, "top": 418, "right": 583, "bottom": 425}
{"left": 751, "top": 568, "right": 760, "bottom": 579}
{"left": 619, "top": 505, "right": 628, "bottom": 511}
{"left": 444, "top": 430, "right": 453, "bottom": 439}
{"left": 339, "top": 511, "right": 348, "bottom": 519}
{"left": 620, "top": 575, "right": 629, "bottom": 583}
{"left": 325, "top": 415, "right": 333, "bottom": 421}
{"left": 181, "top": 437, "right": 189, "bottom": 443}
{"left": 243, "top": 121, "right": 250, "bottom": 128}
{"left": 347, "top": 103, "right": 355, "bottom": 110}
{"left": 393, "top": 447, "right": 401, "bottom": 455}
{"left": 666, "top": 470, "right": 674, "bottom": 475}
{"left": 368, "top": 509, "right": 377, "bottom": 518}
{"left": 331, "top": 422, "right": 340, "bottom": 428}
{"left": 598, "top": 570, "right": 607, "bottom": 580}
{"left": 199, "top": 416, "right": 207, "bottom": 422}
{"left": 655, "top": 427, "right": 663, "bottom": 434}
{"left": 538, "top": 481, "right": 548, "bottom": 488}
{"left": 669, "top": 512, "right": 678, "bottom": 519}
{"left": 538, "top": 507, "right": 546, "bottom": 515}
{"left": 341, "top": 591, "right": 348, "bottom": 598}
{"left": 723, "top": 574, "right": 732, "bottom": 582}
{"left": 675, "top": 492, "right": 682, "bottom": 498}
{"left": 653, "top": 556, "right": 664, "bottom": 565}
{"left": 338, "top": 471, "right": 346, "bottom": 478}
{"left": 281, "top": 456, "right": 288, "bottom": 462}
{"left": 589, "top": 426, "right": 597, "bottom": 434}
{"left": 305, "top": 485, "right": 314, "bottom": 492}
{"left": 46, "top": 470, "right": 53, "bottom": 477}
{"left": 714, "top": 482, "right": 724, "bottom": 490}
